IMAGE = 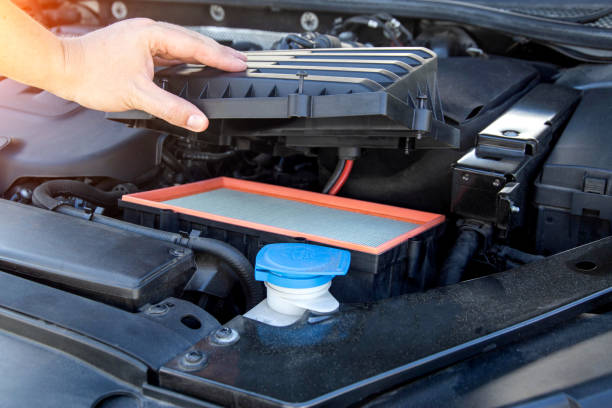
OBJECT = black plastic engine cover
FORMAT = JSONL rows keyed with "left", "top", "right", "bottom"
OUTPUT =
{"left": 0, "top": 79, "right": 165, "bottom": 195}
{"left": 0, "top": 200, "right": 196, "bottom": 311}
{"left": 109, "top": 47, "right": 460, "bottom": 149}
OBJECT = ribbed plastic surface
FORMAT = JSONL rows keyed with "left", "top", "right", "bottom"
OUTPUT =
{"left": 108, "top": 47, "right": 462, "bottom": 147}
{"left": 167, "top": 47, "right": 437, "bottom": 100}
{"left": 163, "top": 188, "right": 419, "bottom": 248}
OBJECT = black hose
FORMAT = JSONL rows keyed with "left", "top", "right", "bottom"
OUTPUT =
{"left": 438, "top": 229, "right": 481, "bottom": 286}
{"left": 32, "top": 179, "right": 124, "bottom": 209}
{"left": 257, "top": 0, "right": 612, "bottom": 50}
{"left": 493, "top": 245, "right": 545, "bottom": 265}
{"left": 322, "top": 160, "right": 346, "bottom": 194}
{"left": 181, "top": 150, "right": 235, "bottom": 161}
{"left": 187, "top": 237, "right": 264, "bottom": 309}
{"left": 48, "top": 200, "right": 264, "bottom": 309}
{"left": 543, "top": 8, "right": 612, "bottom": 24}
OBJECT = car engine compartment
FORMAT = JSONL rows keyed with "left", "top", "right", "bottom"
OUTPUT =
{"left": 2, "top": 1, "right": 612, "bottom": 407}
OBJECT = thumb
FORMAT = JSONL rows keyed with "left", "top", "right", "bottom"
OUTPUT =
{"left": 131, "top": 79, "right": 209, "bottom": 132}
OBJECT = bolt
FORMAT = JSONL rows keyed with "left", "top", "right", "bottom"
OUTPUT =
{"left": 110, "top": 1, "right": 128, "bottom": 19}
{"left": 210, "top": 326, "right": 240, "bottom": 346}
{"left": 417, "top": 93, "right": 428, "bottom": 110}
{"left": 462, "top": 173, "right": 470, "bottom": 183}
{"left": 502, "top": 130, "right": 520, "bottom": 137}
{"left": 179, "top": 350, "right": 207, "bottom": 371}
{"left": 19, "top": 188, "right": 32, "bottom": 200}
{"left": 296, "top": 71, "right": 308, "bottom": 94}
{"left": 215, "top": 327, "right": 233, "bottom": 339}
{"left": 146, "top": 303, "right": 169, "bottom": 316}
{"left": 492, "top": 179, "right": 502, "bottom": 188}
{"left": 184, "top": 351, "right": 203, "bottom": 363}
{"left": 511, "top": 205, "right": 521, "bottom": 213}
{"left": 209, "top": 4, "right": 225, "bottom": 22}
{"left": 160, "top": 78, "right": 168, "bottom": 90}
{"left": 300, "top": 11, "right": 319, "bottom": 31}
{"left": 169, "top": 247, "right": 186, "bottom": 257}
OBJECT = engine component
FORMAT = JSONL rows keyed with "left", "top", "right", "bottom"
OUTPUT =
{"left": 158, "top": 237, "right": 612, "bottom": 408}
{"left": 0, "top": 79, "right": 165, "bottom": 195}
{"left": 31, "top": 178, "right": 265, "bottom": 310}
{"left": 451, "top": 84, "right": 580, "bottom": 238}
{"left": 120, "top": 177, "right": 445, "bottom": 302}
{"left": 333, "top": 56, "right": 540, "bottom": 214}
{"left": 534, "top": 88, "right": 612, "bottom": 255}
{"left": 0, "top": 199, "right": 195, "bottom": 311}
{"left": 31, "top": 179, "right": 131, "bottom": 209}
{"left": 245, "top": 243, "right": 350, "bottom": 327}
{"left": 109, "top": 47, "right": 461, "bottom": 150}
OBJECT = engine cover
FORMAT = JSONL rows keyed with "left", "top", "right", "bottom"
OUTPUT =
{"left": 110, "top": 47, "right": 460, "bottom": 150}
{"left": 0, "top": 79, "right": 165, "bottom": 194}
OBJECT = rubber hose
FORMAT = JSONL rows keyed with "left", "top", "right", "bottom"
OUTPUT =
{"left": 53, "top": 205, "right": 264, "bottom": 309}
{"left": 438, "top": 229, "right": 481, "bottom": 286}
{"left": 32, "top": 179, "right": 124, "bottom": 209}
{"left": 187, "top": 237, "right": 265, "bottom": 309}
{"left": 181, "top": 150, "right": 235, "bottom": 161}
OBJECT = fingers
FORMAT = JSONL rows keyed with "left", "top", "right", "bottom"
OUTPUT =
{"left": 131, "top": 79, "right": 209, "bottom": 132}
{"left": 147, "top": 23, "right": 247, "bottom": 72}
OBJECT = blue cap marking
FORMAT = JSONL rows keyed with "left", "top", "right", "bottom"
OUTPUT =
{"left": 255, "top": 243, "right": 350, "bottom": 289}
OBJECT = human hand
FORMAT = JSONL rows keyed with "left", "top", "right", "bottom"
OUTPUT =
{"left": 54, "top": 18, "right": 247, "bottom": 132}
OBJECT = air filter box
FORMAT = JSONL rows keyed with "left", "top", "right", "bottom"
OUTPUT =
{"left": 120, "top": 178, "right": 445, "bottom": 302}
{"left": 108, "top": 47, "right": 461, "bottom": 149}
{"left": 0, "top": 199, "right": 196, "bottom": 311}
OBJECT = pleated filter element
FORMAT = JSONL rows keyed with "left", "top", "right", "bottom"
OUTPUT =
{"left": 121, "top": 177, "right": 444, "bottom": 255}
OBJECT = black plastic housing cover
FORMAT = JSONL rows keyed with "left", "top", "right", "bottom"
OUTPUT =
{"left": 120, "top": 199, "right": 444, "bottom": 303}
{"left": 0, "top": 79, "right": 165, "bottom": 195}
{"left": 109, "top": 47, "right": 461, "bottom": 149}
{"left": 535, "top": 88, "right": 612, "bottom": 254}
{"left": 0, "top": 200, "right": 195, "bottom": 311}
{"left": 451, "top": 84, "right": 580, "bottom": 236}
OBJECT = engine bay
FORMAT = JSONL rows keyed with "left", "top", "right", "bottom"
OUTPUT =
{"left": 1, "top": 2, "right": 612, "bottom": 406}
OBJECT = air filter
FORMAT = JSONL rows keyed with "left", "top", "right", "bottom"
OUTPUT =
{"left": 120, "top": 178, "right": 444, "bottom": 302}
{"left": 108, "top": 47, "right": 459, "bottom": 149}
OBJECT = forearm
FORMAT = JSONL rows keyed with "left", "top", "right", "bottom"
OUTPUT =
{"left": 0, "top": 5, "right": 245, "bottom": 131}
{"left": 0, "top": 0, "right": 65, "bottom": 91}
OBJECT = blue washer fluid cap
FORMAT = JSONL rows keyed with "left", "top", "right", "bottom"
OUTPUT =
{"left": 255, "top": 243, "right": 350, "bottom": 289}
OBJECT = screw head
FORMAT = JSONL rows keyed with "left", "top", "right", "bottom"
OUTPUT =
{"left": 210, "top": 327, "right": 240, "bottom": 346}
{"left": 179, "top": 350, "right": 207, "bottom": 371}
{"left": 209, "top": 4, "right": 225, "bottom": 22}
{"left": 110, "top": 1, "right": 128, "bottom": 19}
{"left": 146, "top": 303, "right": 169, "bottom": 316}
{"left": 502, "top": 130, "right": 520, "bottom": 137}
{"left": 461, "top": 173, "right": 470, "bottom": 182}
{"left": 300, "top": 11, "right": 319, "bottom": 31}
{"left": 492, "top": 179, "right": 502, "bottom": 188}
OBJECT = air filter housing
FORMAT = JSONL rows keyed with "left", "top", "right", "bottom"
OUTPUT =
{"left": 120, "top": 177, "right": 445, "bottom": 302}
{"left": 109, "top": 47, "right": 459, "bottom": 149}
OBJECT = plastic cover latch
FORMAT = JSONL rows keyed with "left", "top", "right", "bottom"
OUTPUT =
{"left": 255, "top": 243, "right": 350, "bottom": 289}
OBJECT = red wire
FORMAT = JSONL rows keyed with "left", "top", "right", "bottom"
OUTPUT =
{"left": 328, "top": 160, "right": 354, "bottom": 196}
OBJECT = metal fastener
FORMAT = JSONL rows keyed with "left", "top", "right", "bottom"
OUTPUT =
{"left": 210, "top": 326, "right": 240, "bottom": 346}
{"left": 179, "top": 350, "right": 207, "bottom": 371}
{"left": 209, "top": 4, "right": 225, "bottom": 22}
{"left": 492, "top": 179, "right": 502, "bottom": 188}
{"left": 462, "top": 173, "right": 470, "bottom": 182}
{"left": 110, "top": 1, "right": 128, "bottom": 19}
{"left": 146, "top": 303, "right": 169, "bottom": 316}
{"left": 300, "top": 11, "right": 319, "bottom": 31}
{"left": 296, "top": 71, "right": 308, "bottom": 94}
{"left": 502, "top": 130, "right": 520, "bottom": 137}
